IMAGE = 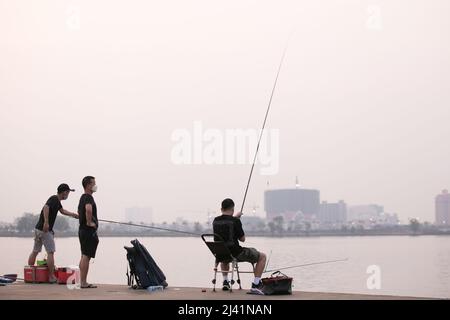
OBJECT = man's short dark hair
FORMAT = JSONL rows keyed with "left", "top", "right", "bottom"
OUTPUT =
{"left": 82, "top": 176, "right": 95, "bottom": 189}
{"left": 221, "top": 198, "right": 235, "bottom": 211}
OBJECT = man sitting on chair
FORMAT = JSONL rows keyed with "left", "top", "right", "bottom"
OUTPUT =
{"left": 213, "top": 198, "right": 266, "bottom": 295}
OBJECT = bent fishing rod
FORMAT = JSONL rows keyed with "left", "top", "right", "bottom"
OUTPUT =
{"left": 99, "top": 219, "right": 348, "bottom": 270}
{"left": 98, "top": 219, "right": 201, "bottom": 236}
{"left": 240, "top": 44, "right": 289, "bottom": 214}
{"left": 98, "top": 219, "right": 268, "bottom": 242}
{"left": 99, "top": 219, "right": 264, "bottom": 246}
{"left": 263, "top": 258, "right": 349, "bottom": 274}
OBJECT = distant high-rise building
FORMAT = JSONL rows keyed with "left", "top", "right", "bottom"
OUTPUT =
{"left": 318, "top": 200, "right": 347, "bottom": 224}
{"left": 347, "top": 204, "right": 399, "bottom": 227}
{"left": 264, "top": 188, "right": 320, "bottom": 221}
{"left": 125, "top": 207, "right": 153, "bottom": 224}
{"left": 435, "top": 190, "right": 450, "bottom": 226}
{"left": 381, "top": 212, "right": 399, "bottom": 225}
{"left": 348, "top": 204, "right": 384, "bottom": 221}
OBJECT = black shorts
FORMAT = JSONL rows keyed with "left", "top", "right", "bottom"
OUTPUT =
{"left": 79, "top": 228, "right": 99, "bottom": 258}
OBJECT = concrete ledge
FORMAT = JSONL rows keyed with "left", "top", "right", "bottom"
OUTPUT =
{"left": 0, "top": 283, "right": 432, "bottom": 300}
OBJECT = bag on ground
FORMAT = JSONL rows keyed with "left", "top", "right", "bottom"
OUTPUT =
{"left": 262, "top": 271, "right": 293, "bottom": 295}
{"left": 124, "top": 239, "right": 168, "bottom": 289}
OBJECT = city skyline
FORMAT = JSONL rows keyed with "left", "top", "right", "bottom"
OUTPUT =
{"left": 0, "top": 183, "right": 445, "bottom": 225}
{"left": 1, "top": 1, "right": 449, "bottom": 225}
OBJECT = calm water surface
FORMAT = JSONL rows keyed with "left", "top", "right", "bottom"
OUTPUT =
{"left": 1, "top": 235, "right": 449, "bottom": 298}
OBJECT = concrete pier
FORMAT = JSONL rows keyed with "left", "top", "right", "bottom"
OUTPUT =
{"left": 0, "top": 282, "right": 431, "bottom": 300}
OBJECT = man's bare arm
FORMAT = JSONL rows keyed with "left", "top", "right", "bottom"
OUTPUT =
{"left": 42, "top": 205, "right": 50, "bottom": 232}
{"left": 59, "top": 208, "right": 79, "bottom": 219}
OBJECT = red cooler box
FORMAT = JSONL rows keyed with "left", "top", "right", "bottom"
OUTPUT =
{"left": 24, "top": 266, "right": 50, "bottom": 283}
{"left": 56, "top": 267, "right": 80, "bottom": 285}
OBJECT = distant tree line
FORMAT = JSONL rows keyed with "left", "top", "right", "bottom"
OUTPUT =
{"left": 1, "top": 213, "right": 449, "bottom": 237}
{"left": 12, "top": 213, "right": 71, "bottom": 234}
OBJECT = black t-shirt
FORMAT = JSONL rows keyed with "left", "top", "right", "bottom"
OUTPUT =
{"left": 78, "top": 194, "right": 98, "bottom": 230}
{"left": 35, "top": 195, "right": 63, "bottom": 231}
{"left": 213, "top": 215, "right": 245, "bottom": 257}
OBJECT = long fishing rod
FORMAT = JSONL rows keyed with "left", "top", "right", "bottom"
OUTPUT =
{"left": 100, "top": 44, "right": 289, "bottom": 238}
{"left": 98, "top": 219, "right": 201, "bottom": 236}
{"left": 240, "top": 45, "right": 289, "bottom": 214}
{"left": 263, "top": 258, "right": 349, "bottom": 273}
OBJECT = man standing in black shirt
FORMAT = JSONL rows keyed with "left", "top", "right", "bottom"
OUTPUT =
{"left": 78, "top": 176, "right": 99, "bottom": 289}
{"left": 213, "top": 198, "right": 267, "bottom": 295}
{"left": 28, "top": 183, "right": 79, "bottom": 283}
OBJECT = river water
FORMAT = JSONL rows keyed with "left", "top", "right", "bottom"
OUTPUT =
{"left": 1, "top": 235, "right": 449, "bottom": 298}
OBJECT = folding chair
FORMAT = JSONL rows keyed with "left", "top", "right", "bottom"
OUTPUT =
{"left": 201, "top": 234, "right": 255, "bottom": 292}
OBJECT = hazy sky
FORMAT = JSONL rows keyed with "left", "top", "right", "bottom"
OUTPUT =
{"left": 1, "top": 0, "right": 449, "bottom": 223}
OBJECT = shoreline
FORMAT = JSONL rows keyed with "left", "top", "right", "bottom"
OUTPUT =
{"left": 1, "top": 232, "right": 450, "bottom": 238}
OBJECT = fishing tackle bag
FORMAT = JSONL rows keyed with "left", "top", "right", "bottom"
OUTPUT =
{"left": 262, "top": 271, "right": 293, "bottom": 295}
{"left": 124, "top": 239, "right": 168, "bottom": 289}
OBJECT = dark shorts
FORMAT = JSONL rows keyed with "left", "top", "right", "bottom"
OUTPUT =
{"left": 217, "top": 247, "right": 260, "bottom": 264}
{"left": 236, "top": 247, "right": 260, "bottom": 264}
{"left": 78, "top": 228, "right": 99, "bottom": 258}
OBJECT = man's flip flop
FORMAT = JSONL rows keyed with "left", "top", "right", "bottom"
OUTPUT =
{"left": 81, "top": 284, "right": 97, "bottom": 289}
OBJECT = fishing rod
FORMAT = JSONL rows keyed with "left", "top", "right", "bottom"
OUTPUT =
{"left": 101, "top": 44, "right": 290, "bottom": 235}
{"left": 240, "top": 44, "right": 289, "bottom": 214}
{"left": 99, "top": 219, "right": 347, "bottom": 273}
{"left": 98, "top": 219, "right": 201, "bottom": 236}
{"left": 263, "top": 258, "right": 349, "bottom": 274}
